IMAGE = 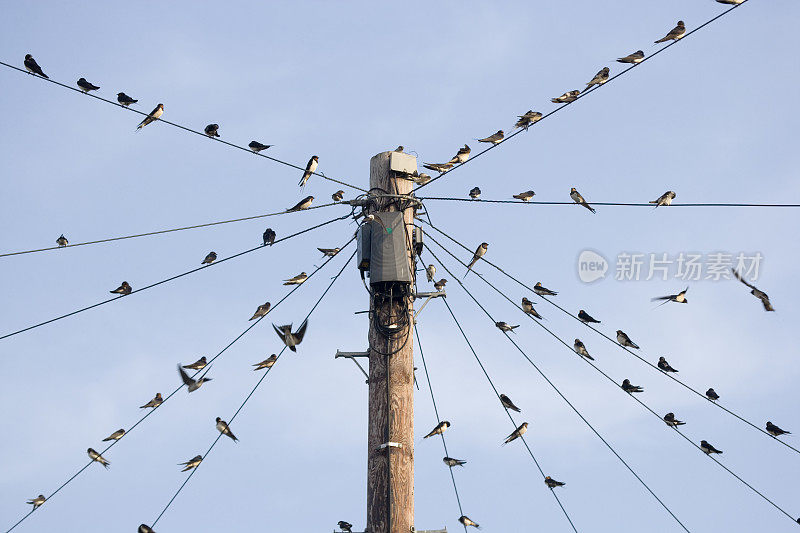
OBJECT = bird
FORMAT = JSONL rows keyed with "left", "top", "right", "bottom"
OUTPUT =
{"left": 337, "top": 521, "right": 354, "bottom": 533}
{"left": 283, "top": 272, "right": 308, "bottom": 285}
{"left": 77, "top": 77, "right": 100, "bottom": 93}
{"left": 617, "top": 50, "right": 645, "bottom": 64}
{"left": 533, "top": 282, "right": 557, "bottom": 296}
{"left": 414, "top": 173, "right": 432, "bottom": 185}
{"left": 24, "top": 54, "right": 48, "bottom": 78}
{"left": 273, "top": 319, "right": 309, "bottom": 352}
{"left": 545, "top": 476, "right": 566, "bottom": 488}
{"left": 178, "top": 455, "right": 203, "bottom": 472}
{"left": 248, "top": 141, "right": 271, "bottom": 152}
{"left": 263, "top": 228, "right": 276, "bottom": 246}
{"left": 578, "top": 309, "right": 600, "bottom": 323}
{"left": 140, "top": 392, "right": 163, "bottom": 409}
{"left": 469, "top": 187, "right": 481, "bottom": 199}
{"left": 426, "top": 264, "right": 436, "bottom": 282}
{"left": 574, "top": 339, "right": 594, "bottom": 360}
{"left": 503, "top": 422, "right": 528, "bottom": 444}
{"left": 434, "top": 279, "right": 447, "bottom": 291}
{"left": 110, "top": 281, "right": 132, "bottom": 295}
{"left": 655, "top": 21, "right": 686, "bottom": 43}
{"left": 27, "top": 495, "right": 46, "bottom": 510}
{"left": 299, "top": 155, "right": 319, "bottom": 187}
{"left": 204, "top": 124, "right": 220, "bottom": 137}
{"left": 56, "top": 234, "right": 68, "bottom": 247}
{"left": 465, "top": 242, "right": 488, "bottom": 275}
{"left": 117, "top": 92, "right": 138, "bottom": 106}
{"left": 551, "top": 90, "right": 580, "bottom": 103}
{"left": 766, "top": 421, "right": 791, "bottom": 437}
{"left": 570, "top": 187, "right": 596, "bottom": 213}
{"left": 616, "top": 330, "right": 640, "bottom": 349}
{"left": 584, "top": 67, "right": 610, "bottom": 91}
{"left": 495, "top": 321, "right": 519, "bottom": 333}
{"left": 178, "top": 364, "right": 213, "bottom": 392}
{"left": 513, "top": 190, "right": 536, "bottom": 201}
{"left": 477, "top": 130, "right": 504, "bottom": 144}
{"left": 287, "top": 196, "right": 314, "bottom": 212}
{"left": 138, "top": 526, "right": 155, "bottom": 533}
{"left": 521, "top": 297, "right": 543, "bottom": 320}
{"left": 87, "top": 448, "right": 110, "bottom": 469}
{"left": 216, "top": 417, "right": 238, "bottom": 441}
{"left": 102, "top": 429, "right": 126, "bottom": 441}
{"left": 621, "top": 379, "right": 644, "bottom": 393}
{"left": 249, "top": 302, "right": 271, "bottom": 321}
{"left": 448, "top": 144, "right": 471, "bottom": 164}
{"left": 700, "top": 440, "right": 722, "bottom": 454}
{"left": 201, "top": 251, "right": 217, "bottom": 265}
{"left": 500, "top": 394, "right": 522, "bottom": 412}
{"left": 657, "top": 356, "right": 678, "bottom": 373}
{"left": 183, "top": 356, "right": 207, "bottom": 370}
{"left": 443, "top": 456, "right": 467, "bottom": 467}
{"left": 253, "top": 354, "right": 278, "bottom": 370}
{"left": 706, "top": 388, "right": 720, "bottom": 401}
{"left": 332, "top": 190, "right": 345, "bottom": 202}
{"left": 716, "top": 0, "right": 744, "bottom": 3}
{"left": 651, "top": 287, "right": 688, "bottom": 305}
{"left": 424, "top": 421, "right": 450, "bottom": 438}
{"left": 515, "top": 110, "right": 543, "bottom": 130}
{"left": 650, "top": 190, "right": 676, "bottom": 208}
{"left": 423, "top": 162, "right": 454, "bottom": 174}
{"left": 459, "top": 516, "right": 480, "bottom": 529}
{"left": 136, "top": 103, "right": 164, "bottom": 129}
{"left": 318, "top": 247, "right": 340, "bottom": 257}
{"left": 663, "top": 412, "right": 686, "bottom": 427}
{"left": 732, "top": 268, "right": 774, "bottom": 311}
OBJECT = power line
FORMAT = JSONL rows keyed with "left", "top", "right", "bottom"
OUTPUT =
{"left": 418, "top": 197, "right": 800, "bottom": 209}
{"left": 0, "top": 213, "right": 352, "bottom": 342}
{"left": 0, "top": 60, "right": 366, "bottom": 193}
{"left": 413, "top": 1, "right": 749, "bottom": 193}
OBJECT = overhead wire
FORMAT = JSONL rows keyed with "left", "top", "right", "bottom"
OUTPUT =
{"left": 417, "top": 197, "right": 800, "bottom": 209}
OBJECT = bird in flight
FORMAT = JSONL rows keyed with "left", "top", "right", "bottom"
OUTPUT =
{"left": 570, "top": 187, "right": 596, "bottom": 213}
{"left": 299, "top": 156, "right": 319, "bottom": 187}
{"left": 137, "top": 103, "right": 164, "bottom": 129}
{"left": 655, "top": 21, "right": 686, "bottom": 43}
{"left": 77, "top": 77, "right": 100, "bottom": 93}
{"left": 273, "top": 319, "right": 309, "bottom": 352}
{"left": 424, "top": 421, "right": 450, "bottom": 438}
{"left": 732, "top": 268, "right": 774, "bottom": 311}
{"left": 178, "top": 364, "right": 213, "bottom": 392}
{"left": 24, "top": 54, "right": 48, "bottom": 78}
{"left": 652, "top": 287, "right": 688, "bottom": 305}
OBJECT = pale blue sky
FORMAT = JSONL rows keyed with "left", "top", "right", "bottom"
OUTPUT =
{"left": 2, "top": 1, "right": 799, "bottom": 532}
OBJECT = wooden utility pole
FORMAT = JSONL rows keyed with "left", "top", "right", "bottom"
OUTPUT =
{"left": 366, "top": 152, "right": 416, "bottom": 533}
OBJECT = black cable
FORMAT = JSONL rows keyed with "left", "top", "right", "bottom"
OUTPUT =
{"left": 413, "top": 1, "right": 749, "bottom": 193}
{"left": 418, "top": 197, "right": 800, "bottom": 208}
{"left": 0, "top": 60, "right": 366, "bottom": 193}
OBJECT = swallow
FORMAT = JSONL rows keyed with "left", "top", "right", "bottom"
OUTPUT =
{"left": 273, "top": 318, "right": 308, "bottom": 352}
{"left": 77, "top": 78, "right": 100, "bottom": 93}
{"left": 652, "top": 287, "right": 688, "bottom": 305}
{"left": 110, "top": 281, "right": 132, "bottom": 295}
{"left": 706, "top": 388, "right": 720, "bottom": 401}
{"left": 503, "top": 422, "right": 528, "bottom": 444}
{"left": 178, "top": 364, "right": 213, "bottom": 392}
{"left": 216, "top": 417, "right": 238, "bottom": 441}
{"left": 138, "top": 526, "right": 155, "bottom": 533}
{"left": 570, "top": 187, "right": 596, "bottom": 213}
{"left": 24, "top": 54, "right": 48, "bottom": 78}
{"left": 578, "top": 309, "right": 600, "bottom": 323}
{"left": 551, "top": 90, "right": 580, "bottom": 103}
{"left": 465, "top": 242, "right": 488, "bottom": 275}
{"left": 621, "top": 379, "right": 644, "bottom": 393}
{"left": 477, "top": 130, "right": 504, "bottom": 145}
{"left": 332, "top": 190, "right": 345, "bottom": 202}
{"left": 533, "top": 282, "right": 557, "bottom": 296}
{"left": 443, "top": 456, "right": 467, "bottom": 467}
{"left": 203, "top": 123, "right": 220, "bottom": 137}
{"left": 423, "top": 162, "right": 453, "bottom": 174}
{"left": 459, "top": 516, "right": 480, "bottom": 529}
{"left": 716, "top": 0, "right": 744, "bottom": 3}
{"left": 521, "top": 297, "right": 543, "bottom": 320}
{"left": 617, "top": 50, "right": 645, "bottom": 64}
{"left": 426, "top": 264, "right": 436, "bottom": 282}
{"left": 299, "top": 156, "right": 319, "bottom": 187}
{"left": 338, "top": 521, "right": 353, "bottom": 533}
{"left": 663, "top": 412, "right": 686, "bottom": 426}
{"left": 179, "top": 455, "right": 203, "bottom": 472}
{"left": 499, "top": 393, "right": 522, "bottom": 412}
{"left": 655, "top": 21, "right": 686, "bottom": 43}
{"left": 732, "top": 268, "right": 774, "bottom": 311}
{"left": 249, "top": 302, "right": 271, "bottom": 321}
{"left": 616, "top": 330, "right": 639, "bottom": 349}
{"left": 469, "top": 187, "right": 481, "bottom": 199}
{"left": 87, "top": 448, "right": 110, "bottom": 468}
{"left": 140, "top": 392, "right": 163, "bottom": 409}
{"left": 287, "top": 196, "right": 314, "bottom": 212}
{"left": 183, "top": 356, "right": 208, "bottom": 370}
{"left": 766, "top": 421, "right": 791, "bottom": 437}
{"left": 56, "top": 234, "right": 68, "bottom": 247}
{"left": 253, "top": 354, "right": 278, "bottom": 370}
{"left": 650, "top": 190, "right": 676, "bottom": 208}
{"left": 424, "top": 420, "right": 450, "bottom": 438}
{"left": 263, "top": 228, "right": 276, "bottom": 245}
{"left": 513, "top": 190, "right": 536, "bottom": 201}
{"left": 318, "top": 247, "right": 340, "bottom": 257}
{"left": 248, "top": 141, "right": 271, "bottom": 152}
{"left": 137, "top": 103, "right": 164, "bottom": 129}
{"left": 117, "top": 92, "right": 138, "bottom": 106}
{"left": 574, "top": 339, "right": 594, "bottom": 360}
{"left": 495, "top": 321, "right": 519, "bottom": 333}
{"left": 283, "top": 272, "right": 308, "bottom": 285}
{"left": 700, "top": 440, "right": 722, "bottom": 454}
{"left": 544, "top": 476, "right": 566, "bottom": 488}
{"left": 414, "top": 172, "right": 432, "bottom": 185}
{"left": 27, "top": 495, "right": 46, "bottom": 510}
{"left": 657, "top": 357, "right": 678, "bottom": 373}
{"left": 201, "top": 251, "right": 217, "bottom": 265}
{"left": 434, "top": 278, "right": 447, "bottom": 291}
{"left": 102, "top": 429, "right": 126, "bottom": 441}
{"left": 448, "top": 145, "right": 471, "bottom": 164}
{"left": 515, "top": 110, "right": 543, "bottom": 131}
{"left": 584, "top": 67, "right": 610, "bottom": 91}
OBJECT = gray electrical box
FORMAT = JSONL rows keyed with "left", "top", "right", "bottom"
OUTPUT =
{"left": 357, "top": 221, "right": 372, "bottom": 271}
{"left": 365, "top": 211, "right": 412, "bottom": 284}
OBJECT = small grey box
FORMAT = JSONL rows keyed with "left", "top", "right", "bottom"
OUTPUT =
{"left": 357, "top": 222, "right": 372, "bottom": 271}
{"left": 389, "top": 152, "right": 418, "bottom": 175}
{"left": 369, "top": 211, "right": 412, "bottom": 284}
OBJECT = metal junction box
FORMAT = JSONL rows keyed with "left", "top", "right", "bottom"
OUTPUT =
{"left": 389, "top": 152, "right": 418, "bottom": 175}
{"left": 357, "top": 221, "right": 372, "bottom": 271}
{"left": 361, "top": 211, "right": 412, "bottom": 284}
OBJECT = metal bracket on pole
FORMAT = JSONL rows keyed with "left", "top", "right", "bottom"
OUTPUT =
{"left": 412, "top": 290, "right": 446, "bottom": 322}
{"left": 335, "top": 350, "right": 370, "bottom": 384}
{"left": 377, "top": 442, "right": 403, "bottom": 451}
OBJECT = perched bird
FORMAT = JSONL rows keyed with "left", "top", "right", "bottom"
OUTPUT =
{"left": 204, "top": 124, "right": 220, "bottom": 137}
{"left": 283, "top": 272, "right": 308, "bottom": 285}
{"left": 448, "top": 144, "right": 471, "bottom": 164}
{"left": 513, "top": 190, "right": 536, "bottom": 201}
{"left": 652, "top": 287, "right": 688, "bottom": 305}
{"left": 337, "top": 521, "right": 353, "bottom": 533}
{"left": 570, "top": 187, "right": 596, "bottom": 213}
{"left": 140, "top": 392, "right": 163, "bottom": 409}
{"left": 655, "top": 21, "right": 686, "bottom": 43}
{"left": 544, "top": 476, "right": 566, "bottom": 488}
{"left": 521, "top": 297, "right": 543, "bottom": 320}
{"left": 56, "top": 234, "right": 68, "bottom": 247}
{"left": 87, "top": 448, "right": 110, "bottom": 469}
{"left": 253, "top": 354, "right": 278, "bottom": 371}
{"left": 477, "top": 130, "right": 504, "bottom": 145}
{"left": 117, "top": 92, "right": 138, "bottom": 106}
{"left": 459, "top": 516, "right": 480, "bottom": 529}
{"left": 263, "top": 228, "right": 276, "bottom": 246}
{"left": 534, "top": 282, "right": 557, "bottom": 296}
{"left": 700, "top": 440, "right": 722, "bottom": 454}
{"left": 503, "top": 422, "right": 528, "bottom": 444}
{"left": 657, "top": 356, "right": 678, "bottom": 373}
{"left": 732, "top": 268, "right": 774, "bottom": 311}
{"left": 27, "top": 495, "right": 46, "bottom": 510}
{"left": 423, "top": 162, "right": 454, "bottom": 174}
{"left": 469, "top": 187, "right": 481, "bottom": 199}
{"left": 766, "top": 421, "right": 791, "bottom": 437}
{"left": 515, "top": 110, "right": 543, "bottom": 130}
{"left": 299, "top": 155, "right": 319, "bottom": 187}
{"left": 650, "top": 190, "right": 676, "bottom": 208}
{"left": 318, "top": 247, "right": 340, "bottom": 257}
{"left": 500, "top": 394, "right": 522, "bottom": 412}
{"left": 574, "top": 339, "right": 594, "bottom": 360}
{"left": 443, "top": 456, "right": 467, "bottom": 467}
{"left": 178, "top": 364, "right": 213, "bottom": 392}
{"left": 24, "top": 54, "right": 48, "bottom": 78}
{"left": 138, "top": 526, "right": 155, "bottom": 533}
{"left": 77, "top": 77, "right": 100, "bottom": 93}
{"left": 248, "top": 141, "right": 271, "bottom": 152}
{"left": 201, "top": 251, "right": 217, "bottom": 265}
{"left": 465, "top": 242, "right": 488, "bottom": 275}
{"left": 273, "top": 318, "right": 309, "bottom": 352}
{"left": 426, "top": 264, "right": 436, "bottom": 282}
{"left": 424, "top": 420, "right": 450, "bottom": 438}
{"left": 551, "top": 90, "right": 580, "bottom": 104}
{"left": 178, "top": 455, "right": 203, "bottom": 472}
{"left": 706, "top": 388, "right": 720, "bottom": 401}
{"left": 102, "top": 429, "right": 126, "bottom": 442}
{"left": 287, "top": 196, "right": 314, "bottom": 212}
{"left": 584, "top": 67, "right": 610, "bottom": 91}
{"left": 110, "top": 281, "right": 132, "bottom": 295}
{"left": 663, "top": 412, "right": 686, "bottom": 427}
{"left": 617, "top": 50, "right": 645, "bottom": 64}
{"left": 578, "top": 309, "right": 600, "bottom": 323}
{"left": 332, "top": 190, "right": 345, "bottom": 202}
{"left": 183, "top": 356, "right": 207, "bottom": 370}
{"left": 216, "top": 417, "right": 238, "bottom": 442}
{"left": 434, "top": 278, "right": 447, "bottom": 291}
{"left": 136, "top": 103, "right": 164, "bottom": 129}
{"left": 616, "top": 330, "right": 640, "bottom": 349}
{"left": 621, "top": 379, "right": 644, "bottom": 393}
{"left": 249, "top": 302, "right": 271, "bottom": 321}
{"left": 495, "top": 321, "right": 519, "bottom": 333}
